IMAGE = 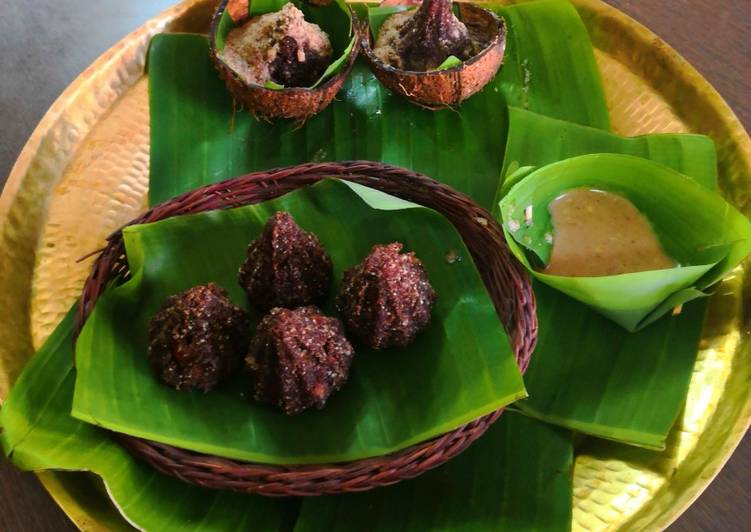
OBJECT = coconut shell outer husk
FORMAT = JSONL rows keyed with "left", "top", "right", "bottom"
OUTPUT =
{"left": 363, "top": 5, "right": 506, "bottom": 109}
{"left": 208, "top": 0, "right": 361, "bottom": 122}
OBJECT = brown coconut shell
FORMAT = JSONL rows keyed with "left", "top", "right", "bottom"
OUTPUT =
{"left": 208, "top": 0, "right": 360, "bottom": 122}
{"left": 362, "top": 4, "right": 506, "bottom": 109}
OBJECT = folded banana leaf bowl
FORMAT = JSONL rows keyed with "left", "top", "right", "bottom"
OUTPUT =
{"left": 74, "top": 161, "right": 537, "bottom": 496}
{"left": 2, "top": 0, "right": 751, "bottom": 529}
{"left": 499, "top": 153, "right": 751, "bottom": 331}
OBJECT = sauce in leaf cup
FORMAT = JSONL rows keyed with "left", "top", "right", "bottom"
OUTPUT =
{"left": 498, "top": 153, "right": 751, "bottom": 331}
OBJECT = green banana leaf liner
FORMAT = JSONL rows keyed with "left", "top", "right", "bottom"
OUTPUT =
{"left": 498, "top": 153, "right": 751, "bottom": 331}
{"left": 74, "top": 161, "right": 536, "bottom": 496}
{"left": 209, "top": 0, "right": 359, "bottom": 121}
{"left": 0, "top": 307, "right": 569, "bottom": 530}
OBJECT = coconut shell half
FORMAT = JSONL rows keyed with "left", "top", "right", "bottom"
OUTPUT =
{"left": 208, "top": 0, "right": 360, "bottom": 122}
{"left": 363, "top": 5, "right": 506, "bottom": 109}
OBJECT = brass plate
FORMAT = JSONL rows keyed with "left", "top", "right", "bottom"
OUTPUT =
{"left": 1, "top": 0, "right": 749, "bottom": 529}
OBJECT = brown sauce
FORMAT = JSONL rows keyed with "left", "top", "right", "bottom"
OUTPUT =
{"left": 543, "top": 188, "right": 675, "bottom": 277}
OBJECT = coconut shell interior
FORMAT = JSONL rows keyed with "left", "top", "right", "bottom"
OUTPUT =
{"left": 363, "top": 5, "right": 506, "bottom": 109}
{"left": 208, "top": 0, "right": 360, "bottom": 122}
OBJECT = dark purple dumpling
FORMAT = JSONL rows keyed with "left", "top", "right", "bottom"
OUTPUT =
{"left": 148, "top": 283, "right": 249, "bottom": 392}
{"left": 247, "top": 306, "right": 354, "bottom": 415}
{"left": 269, "top": 35, "right": 332, "bottom": 87}
{"left": 336, "top": 242, "right": 436, "bottom": 350}
{"left": 239, "top": 211, "right": 332, "bottom": 311}
{"left": 396, "top": 0, "right": 473, "bottom": 71}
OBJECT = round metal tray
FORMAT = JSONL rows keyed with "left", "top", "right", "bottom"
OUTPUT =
{"left": 1, "top": 0, "right": 749, "bottom": 529}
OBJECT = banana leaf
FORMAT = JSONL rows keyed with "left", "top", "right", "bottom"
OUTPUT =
{"left": 367, "top": 5, "right": 413, "bottom": 38}
{"left": 494, "top": 107, "right": 717, "bottom": 208}
{"left": 498, "top": 0, "right": 610, "bottom": 131}
{"left": 499, "top": 153, "right": 751, "bottom": 331}
{"left": 149, "top": 0, "right": 610, "bottom": 209}
{"left": 1, "top": 2, "right": 606, "bottom": 527}
{"left": 498, "top": 108, "right": 722, "bottom": 448}
{"left": 295, "top": 412, "right": 573, "bottom": 532}
{"left": 0, "top": 310, "right": 297, "bottom": 531}
{"left": 2, "top": 312, "right": 573, "bottom": 531}
{"left": 72, "top": 180, "right": 525, "bottom": 464}
{"left": 214, "top": 0, "right": 356, "bottom": 90}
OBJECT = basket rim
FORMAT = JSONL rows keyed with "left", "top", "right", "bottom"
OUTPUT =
{"left": 75, "top": 160, "right": 537, "bottom": 496}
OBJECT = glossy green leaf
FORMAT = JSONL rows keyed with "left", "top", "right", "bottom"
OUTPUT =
{"left": 494, "top": 107, "right": 717, "bottom": 208}
{"left": 436, "top": 55, "right": 463, "bottom": 71}
{"left": 499, "top": 0, "right": 610, "bottom": 131}
{"left": 518, "top": 284, "right": 707, "bottom": 449}
{"left": 295, "top": 412, "right": 573, "bottom": 532}
{"left": 2, "top": 312, "right": 573, "bottom": 532}
{"left": 499, "top": 153, "right": 751, "bottom": 330}
{"left": 498, "top": 108, "right": 721, "bottom": 448}
{"left": 0, "top": 310, "right": 296, "bottom": 531}
{"left": 214, "top": 0, "right": 356, "bottom": 89}
{"left": 1, "top": 3, "right": 610, "bottom": 528}
{"left": 149, "top": 0, "right": 610, "bottom": 209}
{"left": 73, "top": 180, "right": 524, "bottom": 464}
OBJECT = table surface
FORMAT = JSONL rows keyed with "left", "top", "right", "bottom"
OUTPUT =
{"left": 0, "top": 0, "right": 749, "bottom": 530}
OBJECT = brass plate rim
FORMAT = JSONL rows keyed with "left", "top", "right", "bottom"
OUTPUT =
{"left": 576, "top": 0, "right": 751, "bottom": 527}
{"left": 0, "top": 1, "right": 191, "bottom": 216}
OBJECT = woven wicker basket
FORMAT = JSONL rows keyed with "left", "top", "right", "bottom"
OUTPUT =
{"left": 76, "top": 161, "right": 537, "bottom": 496}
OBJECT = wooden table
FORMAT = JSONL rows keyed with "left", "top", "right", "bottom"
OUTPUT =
{"left": 0, "top": 1, "right": 748, "bottom": 530}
